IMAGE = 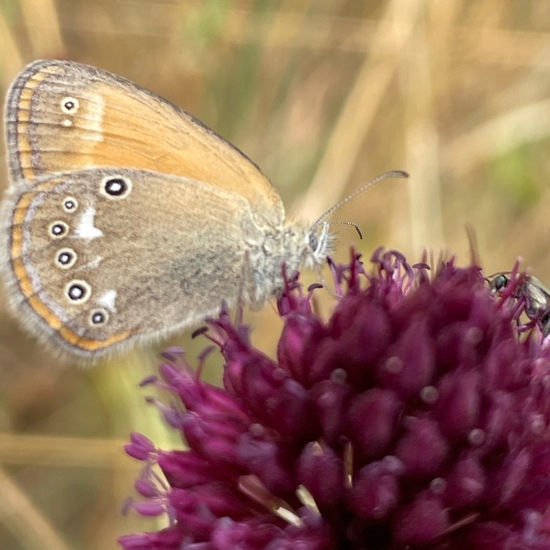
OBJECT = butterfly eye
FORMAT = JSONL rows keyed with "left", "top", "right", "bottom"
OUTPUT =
{"left": 49, "top": 221, "right": 69, "bottom": 239}
{"left": 60, "top": 96, "right": 79, "bottom": 114}
{"left": 100, "top": 175, "right": 132, "bottom": 199}
{"left": 65, "top": 280, "right": 91, "bottom": 304}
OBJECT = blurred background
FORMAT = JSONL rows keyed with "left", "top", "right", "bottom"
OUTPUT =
{"left": 1, "top": 1, "right": 550, "bottom": 548}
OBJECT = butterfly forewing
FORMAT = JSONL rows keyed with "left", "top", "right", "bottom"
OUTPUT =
{"left": 4, "top": 59, "right": 284, "bottom": 226}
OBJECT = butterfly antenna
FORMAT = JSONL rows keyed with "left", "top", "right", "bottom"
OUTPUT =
{"left": 310, "top": 170, "right": 409, "bottom": 231}
{"left": 329, "top": 220, "right": 363, "bottom": 239}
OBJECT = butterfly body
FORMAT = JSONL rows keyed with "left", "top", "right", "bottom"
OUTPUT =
{"left": 1, "top": 60, "right": 329, "bottom": 358}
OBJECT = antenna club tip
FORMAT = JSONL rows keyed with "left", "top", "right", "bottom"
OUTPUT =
{"left": 311, "top": 170, "right": 409, "bottom": 228}
{"left": 390, "top": 169, "right": 409, "bottom": 179}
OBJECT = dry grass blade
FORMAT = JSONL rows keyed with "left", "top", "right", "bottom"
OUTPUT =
{"left": 0, "top": 467, "right": 71, "bottom": 550}
{"left": 293, "top": 0, "right": 423, "bottom": 221}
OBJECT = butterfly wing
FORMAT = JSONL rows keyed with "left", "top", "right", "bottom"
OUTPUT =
{"left": 1, "top": 168, "right": 262, "bottom": 357}
{"left": 5, "top": 59, "right": 284, "bottom": 225}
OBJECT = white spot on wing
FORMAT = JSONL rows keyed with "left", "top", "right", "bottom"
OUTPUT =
{"left": 81, "top": 256, "right": 103, "bottom": 270}
{"left": 75, "top": 207, "right": 103, "bottom": 240}
{"left": 97, "top": 290, "right": 117, "bottom": 312}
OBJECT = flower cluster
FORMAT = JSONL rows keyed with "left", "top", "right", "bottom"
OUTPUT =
{"left": 119, "top": 249, "right": 550, "bottom": 549}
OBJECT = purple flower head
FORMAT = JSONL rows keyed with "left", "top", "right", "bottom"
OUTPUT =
{"left": 119, "top": 249, "right": 550, "bottom": 549}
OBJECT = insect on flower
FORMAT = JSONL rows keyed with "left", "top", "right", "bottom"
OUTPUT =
{"left": 488, "top": 271, "right": 550, "bottom": 337}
